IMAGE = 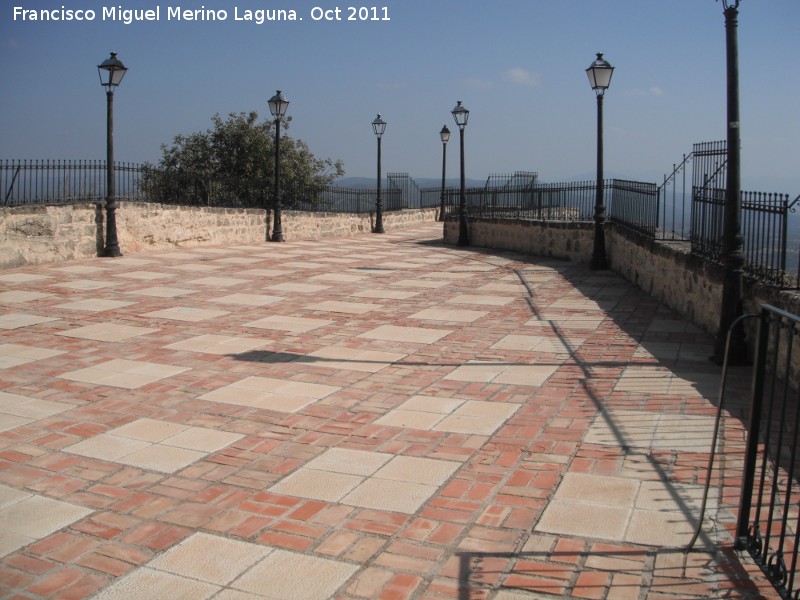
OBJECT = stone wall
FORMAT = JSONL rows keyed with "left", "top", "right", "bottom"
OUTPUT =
{"left": 0, "top": 203, "right": 439, "bottom": 269}
{"left": 443, "top": 218, "right": 594, "bottom": 262}
{"left": 445, "top": 217, "right": 800, "bottom": 344}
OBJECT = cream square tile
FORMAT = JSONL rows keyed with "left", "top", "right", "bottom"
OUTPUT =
{"left": 433, "top": 414, "right": 502, "bottom": 435}
{"left": 0, "top": 392, "right": 73, "bottom": 419}
{"left": 495, "top": 364, "right": 558, "bottom": 386}
{"left": 164, "top": 428, "right": 243, "bottom": 452}
{"left": 114, "top": 270, "right": 171, "bottom": 280}
{"left": 0, "top": 291, "right": 51, "bottom": 303}
{"left": 390, "top": 279, "right": 449, "bottom": 289}
{"left": 55, "top": 299, "right": 134, "bottom": 312}
{"left": 352, "top": 289, "right": 419, "bottom": 300}
{"left": 52, "top": 265, "right": 107, "bottom": 274}
{"left": 59, "top": 359, "right": 189, "bottom": 389}
{"left": 267, "top": 282, "right": 328, "bottom": 293}
{"left": 0, "top": 494, "right": 93, "bottom": 540}
{"left": 0, "top": 313, "right": 59, "bottom": 329}
{"left": 244, "top": 315, "right": 334, "bottom": 332}
{"left": 398, "top": 395, "right": 465, "bottom": 414}
{"left": 112, "top": 418, "right": 189, "bottom": 443}
{"left": 94, "top": 568, "right": 219, "bottom": 600}
{"left": 142, "top": 306, "right": 230, "bottom": 322}
{"left": 309, "top": 273, "right": 364, "bottom": 283}
{"left": 0, "top": 484, "right": 30, "bottom": 509}
{"left": 283, "top": 261, "right": 327, "bottom": 269}
{"left": 374, "top": 409, "right": 446, "bottom": 430}
{"left": 447, "top": 294, "right": 515, "bottom": 306}
{"left": 444, "top": 362, "right": 499, "bottom": 383}
{"left": 536, "top": 499, "right": 631, "bottom": 541}
{"left": 232, "top": 549, "right": 358, "bottom": 600}
{"left": 0, "top": 273, "right": 51, "bottom": 283}
{"left": 0, "top": 414, "right": 33, "bottom": 432}
{"left": 269, "top": 469, "right": 363, "bottom": 502}
{"left": 343, "top": 478, "right": 437, "bottom": 513}
{"left": 0, "top": 343, "right": 65, "bottom": 361}
{"left": 625, "top": 509, "right": 696, "bottom": 546}
{"left": 118, "top": 444, "right": 205, "bottom": 473}
{"left": 165, "top": 334, "right": 272, "bottom": 355}
{"left": 305, "top": 448, "right": 393, "bottom": 476}
{"left": 555, "top": 473, "right": 639, "bottom": 507}
{"left": 410, "top": 308, "right": 487, "bottom": 323}
{"left": 64, "top": 433, "right": 151, "bottom": 461}
{"left": 305, "top": 300, "right": 380, "bottom": 314}
{"left": 188, "top": 276, "right": 249, "bottom": 287}
{"left": 210, "top": 293, "right": 284, "bottom": 307}
{"left": 55, "top": 280, "right": 118, "bottom": 291}
{"left": 0, "top": 530, "right": 33, "bottom": 559}
{"left": 127, "top": 286, "right": 197, "bottom": 298}
{"left": 635, "top": 481, "right": 714, "bottom": 513}
{"left": 375, "top": 455, "right": 460, "bottom": 486}
{"left": 359, "top": 324, "right": 452, "bottom": 344}
{"left": 58, "top": 323, "right": 159, "bottom": 342}
{"left": 169, "top": 263, "right": 223, "bottom": 272}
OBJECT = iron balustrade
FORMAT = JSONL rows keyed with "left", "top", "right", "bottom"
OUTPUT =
{"left": 4, "top": 157, "right": 796, "bottom": 288}
{"left": 608, "top": 179, "right": 658, "bottom": 237}
{"left": 2, "top": 159, "right": 145, "bottom": 206}
{"left": 737, "top": 304, "right": 800, "bottom": 598}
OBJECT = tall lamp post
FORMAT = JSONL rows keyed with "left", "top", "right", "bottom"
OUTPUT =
{"left": 439, "top": 125, "right": 450, "bottom": 222}
{"left": 372, "top": 114, "right": 386, "bottom": 233}
{"left": 451, "top": 101, "right": 469, "bottom": 246}
{"left": 97, "top": 52, "right": 127, "bottom": 257}
{"left": 268, "top": 90, "right": 289, "bottom": 242}
{"left": 586, "top": 53, "right": 614, "bottom": 270}
{"left": 714, "top": 0, "right": 747, "bottom": 364}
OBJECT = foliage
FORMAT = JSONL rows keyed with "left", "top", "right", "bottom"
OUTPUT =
{"left": 141, "top": 112, "right": 345, "bottom": 207}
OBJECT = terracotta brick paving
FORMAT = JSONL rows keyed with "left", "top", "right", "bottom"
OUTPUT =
{"left": 0, "top": 222, "right": 781, "bottom": 598}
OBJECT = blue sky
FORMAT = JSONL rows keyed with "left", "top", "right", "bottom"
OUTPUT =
{"left": 1, "top": 0, "right": 797, "bottom": 192}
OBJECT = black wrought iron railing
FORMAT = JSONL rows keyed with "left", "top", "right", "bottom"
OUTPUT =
{"left": 2, "top": 159, "right": 146, "bottom": 206}
{"left": 737, "top": 304, "right": 800, "bottom": 598}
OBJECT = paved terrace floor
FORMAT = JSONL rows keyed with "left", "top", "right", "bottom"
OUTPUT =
{"left": 0, "top": 222, "right": 779, "bottom": 599}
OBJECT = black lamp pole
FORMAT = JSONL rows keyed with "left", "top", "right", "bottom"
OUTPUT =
{"left": 98, "top": 52, "right": 127, "bottom": 257}
{"left": 713, "top": 0, "right": 747, "bottom": 364}
{"left": 586, "top": 53, "right": 614, "bottom": 270}
{"left": 268, "top": 90, "right": 289, "bottom": 242}
{"left": 439, "top": 125, "right": 450, "bottom": 222}
{"left": 451, "top": 101, "right": 469, "bottom": 246}
{"left": 372, "top": 114, "right": 386, "bottom": 233}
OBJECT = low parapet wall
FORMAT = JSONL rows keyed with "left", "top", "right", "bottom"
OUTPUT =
{"left": 0, "top": 203, "right": 439, "bottom": 269}
{"left": 444, "top": 217, "right": 799, "bottom": 342}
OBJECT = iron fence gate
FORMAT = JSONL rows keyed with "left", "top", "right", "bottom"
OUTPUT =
{"left": 737, "top": 304, "right": 800, "bottom": 598}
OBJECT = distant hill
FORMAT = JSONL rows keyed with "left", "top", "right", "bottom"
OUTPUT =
{"left": 335, "top": 176, "right": 497, "bottom": 189}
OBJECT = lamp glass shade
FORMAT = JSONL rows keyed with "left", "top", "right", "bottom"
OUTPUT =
{"left": 586, "top": 53, "right": 614, "bottom": 92}
{"left": 268, "top": 90, "right": 289, "bottom": 118}
{"left": 97, "top": 52, "right": 127, "bottom": 88}
{"left": 372, "top": 114, "right": 387, "bottom": 137}
{"left": 440, "top": 125, "right": 451, "bottom": 144}
{"left": 451, "top": 101, "right": 469, "bottom": 128}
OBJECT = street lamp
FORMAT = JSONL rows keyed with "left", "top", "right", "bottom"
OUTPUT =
{"left": 713, "top": 0, "right": 747, "bottom": 364}
{"left": 451, "top": 101, "right": 469, "bottom": 246}
{"left": 372, "top": 114, "right": 386, "bottom": 233}
{"left": 268, "top": 90, "right": 289, "bottom": 242}
{"left": 586, "top": 52, "right": 614, "bottom": 270}
{"left": 439, "top": 125, "right": 450, "bottom": 222}
{"left": 97, "top": 52, "right": 127, "bottom": 257}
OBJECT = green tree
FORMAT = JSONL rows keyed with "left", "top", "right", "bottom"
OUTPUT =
{"left": 142, "top": 112, "right": 344, "bottom": 207}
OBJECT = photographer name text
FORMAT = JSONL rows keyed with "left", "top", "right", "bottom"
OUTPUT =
{"left": 12, "top": 5, "right": 390, "bottom": 25}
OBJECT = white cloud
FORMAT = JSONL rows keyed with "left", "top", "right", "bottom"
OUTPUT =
{"left": 504, "top": 67, "right": 539, "bottom": 86}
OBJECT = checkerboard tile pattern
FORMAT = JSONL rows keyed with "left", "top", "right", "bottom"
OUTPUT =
{"left": 0, "top": 223, "right": 769, "bottom": 599}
